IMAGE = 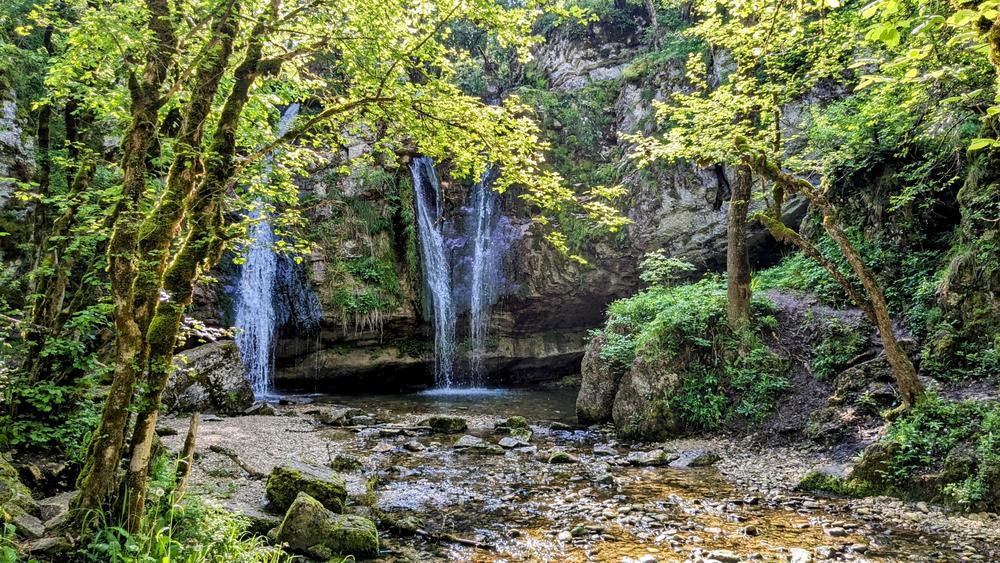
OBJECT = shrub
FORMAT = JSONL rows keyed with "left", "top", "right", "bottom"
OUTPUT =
{"left": 810, "top": 319, "right": 866, "bottom": 380}
{"left": 595, "top": 276, "right": 790, "bottom": 430}
{"left": 860, "top": 393, "right": 1000, "bottom": 509}
{"left": 77, "top": 455, "right": 281, "bottom": 563}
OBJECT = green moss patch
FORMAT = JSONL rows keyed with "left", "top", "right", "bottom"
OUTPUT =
{"left": 274, "top": 492, "right": 378, "bottom": 558}
{"left": 265, "top": 466, "right": 347, "bottom": 514}
{"left": 418, "top": 416, "right": 468, "bottom": 434}
{"left": 849, "top": 394, "right": 1000, "bottom": 511}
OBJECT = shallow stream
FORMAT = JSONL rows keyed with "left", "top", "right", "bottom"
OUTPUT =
{"left": 165, "top": 386, "right": 990, "bottom": 562}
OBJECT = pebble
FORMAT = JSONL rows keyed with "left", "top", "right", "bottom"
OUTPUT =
{"left": 788, "top": 547, "right": 812, "bottom": 562}
{"left": 403, "top": 440, "right": 425, "bottom": 452}
{"left": 706, "top": 549, "right": 740, "bottom": 562}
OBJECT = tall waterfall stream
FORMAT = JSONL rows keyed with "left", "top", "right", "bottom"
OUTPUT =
{"left": 234, "top": 103, "right": 321, "bottom": 399}
{"left": 411, "top": 158, "right": 516, "bottom": 388}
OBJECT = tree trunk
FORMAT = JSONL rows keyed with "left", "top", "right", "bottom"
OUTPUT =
{"left": 26, "top": 160, "right": 96, "bottom": 381}
{"left": 27, "top": 24, "right": 55, "bottom": 280}
{"left": 75, "top": 0, "right": 177, "bottom": 522}
{"left": 644, "top": 0, "right": 659, "bottom": 48}
{"left": 123, "top": 19, "right": 269, "bottom": 529}
{"left": 726, "top": 165, "right": 752, "bottom": 330}
{"left": 132, "top": 0, "right": 239, "bottom": 335}
{"left": 756, "top": 212, "right": 875, "bottom": 321}
{"left": 172, "top": 413, "right": 200, "bottom": 501}
{"left": 749, "top": 156, "right": 924, "bottom": 408}
{"left": 820, "top": 215, "right": 923, "bottom": 408}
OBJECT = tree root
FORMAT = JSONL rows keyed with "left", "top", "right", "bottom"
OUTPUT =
{"left": 409, "top": 528, "right": 495, "bottom": 550}
{"left": 208, "top": 445, "right": 266, "bottom": 480}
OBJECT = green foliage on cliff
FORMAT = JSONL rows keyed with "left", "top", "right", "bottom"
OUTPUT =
{"left": 852, "top": 393, "right": 1000, "bottom": 510}
{"left": 754, "top": 228, "right": 942, "bottom": 336}
{"left": 810, "top": 319, "right": 866, "bottom": 381}
{"left": 519, "top": 78, "right": 621, "bottom": 185}
{"left": 315, "top": 166, "right": 415, "bottom": 335}
{"left": 596, "top": 276, "right": 789, "bottom": 430}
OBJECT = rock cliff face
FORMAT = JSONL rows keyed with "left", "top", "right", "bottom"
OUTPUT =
{"left": 254, "top": 22, "right": 801, "bottom": 391}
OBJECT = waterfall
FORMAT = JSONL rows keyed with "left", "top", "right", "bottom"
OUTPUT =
{"left": 466, "top": 169, "right": 503, "bottom": 383}
{"left": 411, "top": 157, "right": 456, "bottom": 387}
{"left": 235, "top": 103, "right": 319, "bottom": 399}
{"left": 411, "top": 159, "right": 518, "bottom": 388}
{"left": 235, "top": 205, "right": 278, "bottom": 397}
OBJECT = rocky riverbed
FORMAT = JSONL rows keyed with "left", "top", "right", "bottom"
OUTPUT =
{"left": 159, "top": 387, "right": 1000, "bottom": 561}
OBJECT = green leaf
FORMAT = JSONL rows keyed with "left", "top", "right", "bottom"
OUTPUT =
{"left": 947, "top": 9, "right": 979, "bottom": 27}
{"left": 968, "top": 138, "right": 994, "bottom": 151}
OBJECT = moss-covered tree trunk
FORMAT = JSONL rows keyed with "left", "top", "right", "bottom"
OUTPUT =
{"left": 75, "top": 0, "right": 177, "bottom": 522}
{"left": 726, "top": 164, "right": 752, "bottom": 330}
{"left": 25, "top": 160, "right": 96, "bottom": 381}
{"left": 751, "top": 158, "right": 923, "bottom": 409}
{"left": 131, "top": 1, "right": 239, "bottom": 336}
{"left": 123, "top": 17, "right": 269, "bottom": 530}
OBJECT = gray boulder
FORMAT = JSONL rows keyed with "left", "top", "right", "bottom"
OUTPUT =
{"left": 577, "top": 334, "right": 622, "bottom": 424}
{"left": 163, "top": 340, "right": 254, "bottom": 415}
{"left": 612, "top": 353, "right": 684, "bottom": 440}
{"left": 626, "top": 449, "right": 678, "bottom": 467}
{"left": 273, "top": 492, "right": 378, "bottom": 558}
{"left": 453, "top": 435, "right": 504, "bottom": 456}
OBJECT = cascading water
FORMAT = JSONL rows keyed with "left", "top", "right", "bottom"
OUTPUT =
{"left": 412, "top": 158, "right": 518, "bottom": 388}
{"left": 235, "top": 103, "right": 321, "bottom": 399}
{"left": 235, "top": 206, "right": 278, "bottom": 397}
{"left": 411, "top": 157, "right": 456, "bottom": 387}
{"left": 466, "top": 169, "right": 507, "bottom": 383}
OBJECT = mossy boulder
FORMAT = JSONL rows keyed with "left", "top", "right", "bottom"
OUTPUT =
{"left": 611, "top": 353, "right": 684, "bottom": 440}
{"left": 626, "top": 449, "right": 678, "bottom": 467}
{"left": 1, "top": 455, "right": 43, "bottom": 539}
{"left": 688, "top": 451, "right": 721, "bottom": 467}
{"left": 546, "top": 450, "right": 580, "bottom": 464}
{"left": 796, "top": 466, "right": 871, "bottom": 496}
{"left": 163, "top": 341, "right": 254, "bottom": 415}
{"left": 805, "top": 406, "right": 852, "bottom": 445}
{"left": 495, "top": 416, "right": 533, "bottom": 441}
{"left": 419, "top": 416, "right": 468, "bottom": 434}
{"left": 0, "top": 455, "right": 36, "bottom": 517}
{"left": 577, "top": 334, "right": 623, "bottom": 424}
{"left": 265, "top": 466, "right": 347, "bottom": 513}
{"left": 273, "top": 492, "right": 378, "bottom": 558}
{"left": 495, "top": 416, "right": 529, "bottom": 431}
{"left": 330, "top": 454, "right": 363, "bottom": 472}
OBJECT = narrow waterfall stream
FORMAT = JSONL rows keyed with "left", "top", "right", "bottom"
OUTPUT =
{"left": 411, "top": 157, "right": 456, "bottom": 387}
{"left": 465, "top": 169, "right": 510, "bottom": 384}
{"left": 411, "top": 158, "right": 516, "bottom": 388}
{"left": 235, "top": 207, "right": 279, "bottom": 397}
{"left": 234, "top": 103, "right": 320, "bottom": 399}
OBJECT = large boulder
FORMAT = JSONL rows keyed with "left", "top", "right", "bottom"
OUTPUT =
{"left": 265, "top": 466, "right": 347, "bottom": 513}
{"left": 163, "top": 340, "right": 254, "bottom": 415}
{"left": 577, "top": 334, "right": 622, "bottom": 424}
{"left": 612, "top": 353, "right": 684, "bottom": 440}
{"left": 273, "top": 492, "right": 378, "bottom": 559}
{"left": 0, "top": 454, "right": 42, "bottom": 539}
{"left": 418, "top": 416, "right": 468, "bottom": 434}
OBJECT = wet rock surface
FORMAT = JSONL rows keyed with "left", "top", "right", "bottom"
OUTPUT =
{"left": 161, "top": 387, "right": 1000, "bottom": 562}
